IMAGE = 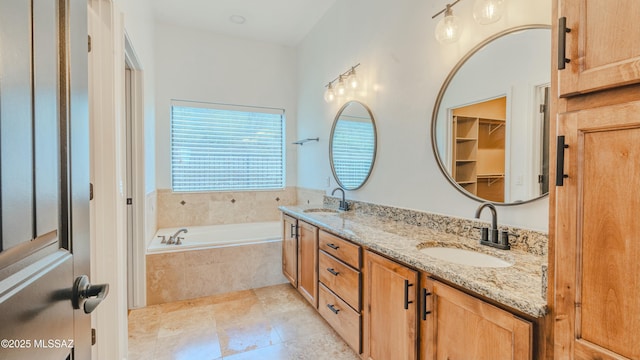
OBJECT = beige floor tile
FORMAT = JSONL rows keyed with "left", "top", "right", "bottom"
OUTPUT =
{"left": 222, "top": 343, "right": 291, "bottom": 360}
{"left": 128, "top": 284, "right": 358, "bottom": 360}
{"left": 254, "top": 283, "right": 309, "bottom": 315}
{"left": 217, "top": 320, "right": 282, "bottom": 357}
{"left": 283, "top": 331, "right": 360, "bottom": 360}
{"left": 153, "top": 328, "right": 221, "bottom": 360}
{"left": 157, "top": 306, "right": 216, "bottom": 338}
{"left": 127, "top": 333, "right": 157, "bottom": 360}
{"left": 269, "top": 307, "right": 334, "bottom": 342}
{"left": 211, "top": 295, "right": 266, "bottom": 327}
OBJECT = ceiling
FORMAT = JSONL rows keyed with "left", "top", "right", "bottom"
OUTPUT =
{"left": 152, "top": 0, "right": 338, "bottom": 47}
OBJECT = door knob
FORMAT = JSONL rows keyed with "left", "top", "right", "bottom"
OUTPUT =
{"left": 72, "top": 275, "right": 109, "bottom": 314}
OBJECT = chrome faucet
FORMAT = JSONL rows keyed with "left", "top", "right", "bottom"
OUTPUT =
{"left": 168, "top": 228, "right": 188, "bottom": 245}
{"left": 331, "top": 187, "right": 349, "bottom": 211}
{"left": 474, "top": 202, "right": 510, "bottom": 250}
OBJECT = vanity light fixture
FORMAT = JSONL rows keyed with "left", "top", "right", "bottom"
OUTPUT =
{"left": 473, "top": 0, "right": 505, "bottom": 25}
{"left": 347, "top": 66, "right": 359, "bottom": 89}
{"left": 323, "top": 63, "right": 361, "bottom": 103}
{"left": 432, "top": 0, "right": 507, "bottom": 44}
{"left": 433, "top": 1, "right": 463, "bottom": 45}
{"left": 336, "top": 75, "right": 346, "bottom": 96}
{"left": 324, "top": 83, "right": 336, "bottom": 102}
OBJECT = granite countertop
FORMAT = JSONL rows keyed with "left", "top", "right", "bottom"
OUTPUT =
{"left": 280, "top": 205, "right": 548, "bottom": 318}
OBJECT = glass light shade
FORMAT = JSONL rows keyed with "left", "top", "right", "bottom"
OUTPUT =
{"left": 324, "top": 84, "right": 336, "bottom": 102}
{"left": 435, "top": 13, "right": 462, "bottom": 44}
{"left": 336, "top": 76, "right": 346, "bottom": 96}
{"left": 348, "top": 70, "right": 359, "bottom": 89}
{"left": 473, "top": 0, "right": 505, "bottom": 25}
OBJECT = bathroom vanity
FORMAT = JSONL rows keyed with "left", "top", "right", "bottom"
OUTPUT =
{"left": 280, "top": 203, "right": 547, "bottom": 359}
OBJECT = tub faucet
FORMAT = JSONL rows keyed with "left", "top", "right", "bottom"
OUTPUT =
{"left": 474, "top": 202, "right": 509, "bottom": 250}
{"left": 168, "top": 228, "right": 188, "bottom": 245}
{"left": 331, "top": 187, "right": 349, "bottom": 211}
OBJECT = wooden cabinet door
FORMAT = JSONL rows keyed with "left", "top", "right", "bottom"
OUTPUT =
{"left": 297, "top": 220, "right": 318, "bottom": 308}
{"left": 364, "top": 250, "right": 418, "bottom": 360}
{"left": 558, "top": 0, "right": 640, "bottom": 97}
{"left": 282, "top": 214, "right": 298, "bottom": 287}
{"left": 554, "top": 100, "right": 640, "bottom": 359}
{"left": 424, "top": 279, "right": 532, "bottom": 360}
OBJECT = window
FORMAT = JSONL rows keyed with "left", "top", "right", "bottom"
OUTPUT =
{"left": 171, "top": 101, "right": 285, "bottom": 192}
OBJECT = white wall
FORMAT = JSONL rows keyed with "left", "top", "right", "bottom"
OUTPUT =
{"left": 296, "top": 0, "right": 551, "bottom": 231}
{"left": 114, "top": 0, "right": 156, "bottom": 194}
{"left": 154, "top": 22, "right": 298, "bottom": 190}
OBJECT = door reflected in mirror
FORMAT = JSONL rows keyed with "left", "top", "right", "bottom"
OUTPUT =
{"left": 330, "top": 101, "right": 377, "bottom": 190}
{"left": 432, "top": 26, "right": 551, "bottom": 204}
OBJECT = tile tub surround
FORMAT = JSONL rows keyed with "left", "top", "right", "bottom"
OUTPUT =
{"left": 146, "top": 240, "right": 288, "bottom": 305}
{"left": 280, "top": 204, "right": 548, "bottom": 318}
{"left": 157, "top": 187, "right": 297, "bottom": 228}
{"left": 296, "top": 187, "right": 325, "bottom": 207}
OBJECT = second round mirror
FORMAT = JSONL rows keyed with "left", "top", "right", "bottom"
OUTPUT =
{"left": 432, "top": 26, "right": 551, "bottom": 204}
{"left": 330, "top": 101, "right": 377, "bottom": 190}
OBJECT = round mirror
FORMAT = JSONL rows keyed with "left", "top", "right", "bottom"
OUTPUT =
{"left": 330, "top": 101, "right": 377, "bottom": 190}
{"left": 431, "top": 25, "right": 551, "bottom": 204}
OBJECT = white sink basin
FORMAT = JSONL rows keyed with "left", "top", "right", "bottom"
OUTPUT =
{"left": 421, "top": 247, "right": 513, "bottom": 268}
{"left": 302, "top": 208, "right": 339, "bottom": 215}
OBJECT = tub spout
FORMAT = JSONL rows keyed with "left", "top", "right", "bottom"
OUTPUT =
{"left": 168, "top": 228, "right": 188, "bottom": 245}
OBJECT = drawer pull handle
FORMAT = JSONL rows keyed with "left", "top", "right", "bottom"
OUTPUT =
{"left": 327, "top": 304, "right": 340, "bottom": 314}
{"left": 422, "top": 288, "right": 432, "bottom": 320}
{"left": 327, "top": 268, "right": 340, "bottom": 276}
{"left": 327, "top": 243, "right": 340, "bottom": 250}
{"left": 404, "top": 279, "right": 414, "bottom": 310}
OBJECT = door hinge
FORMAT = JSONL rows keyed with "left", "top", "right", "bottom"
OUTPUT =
{"left": 91, "top": 328, "right": 96, "bottom": 345}
{"left": 90, "top": 183, "right": 94, "bottom": 200}
{"left": 539, "top": 104, "right": 546, "bottom": 113}
{"left": 88, "top": 35, "right": 92, "bottom": 53}
{"left": 538, "top": 174, "right": 544, "bottom": 184}
{"left": 127, "top": 198, "right": 133, "bottom": 205}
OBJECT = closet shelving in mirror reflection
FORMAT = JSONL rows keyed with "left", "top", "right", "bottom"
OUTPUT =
{"left": 323, "top": 63, "right": 360, "bottom": 103}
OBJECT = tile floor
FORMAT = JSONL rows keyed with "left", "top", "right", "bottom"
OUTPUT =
{"left": 128, "top": 283, "right": 360, "bottom": 360}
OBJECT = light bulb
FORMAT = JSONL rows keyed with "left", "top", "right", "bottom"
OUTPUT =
{"left": 435, "top": 6, "right": 462, "bottom": 44}
{"left": 347, "top": 68, "right": 358, "bottom": 89}
{"left": 473, "top": 0, "right": 505, "bottom": 25}
{"left": 336, "top": 76, "right": 346, "bottom": 96}
{"left": 324, "top": 83, "right": 335, "bottom": 102}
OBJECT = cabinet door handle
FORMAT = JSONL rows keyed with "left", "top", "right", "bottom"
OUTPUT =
{"left": 327, "top": 304, "right": 340, "bottom": 314}
{"left": 327, "top": 268, "right": 340, "bottom": 276}
{"left": 404, "top": 279, "right": 414, "bottom": 310}
{"left": 558, "top": 17, "right": 571, "bottom": 70}
{"left": 422, "top": 288, "right": 432, "bottom": 320}
{"left": 327, "top": 243, "right": 339, "bottom": 250}
{"left": 289, "top": 223, "right": 295, "bottom": 238}
{"left": 556, "top": 135, "right": 569, "bottom": 186}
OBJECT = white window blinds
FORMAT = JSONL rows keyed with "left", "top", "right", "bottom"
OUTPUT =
{"left": 171, "top": 102, "right": 285, "bottom": 192}
{"left": 331, "top": 118, "right": 375, "bottom": 189}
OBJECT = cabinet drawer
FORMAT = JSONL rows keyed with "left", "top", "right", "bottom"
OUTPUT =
{"left": 318, "top": 283, "right": 361, "bottom": 354}
{"left": 319, "top": 251, "right": 360, "bottom": 311}
{"left": 319, "top": 230, "right": 361, "bottom": 269}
